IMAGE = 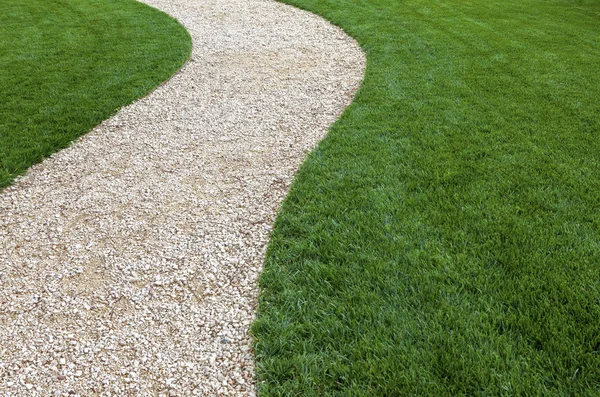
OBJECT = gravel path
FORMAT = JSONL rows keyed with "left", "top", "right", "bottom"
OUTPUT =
{"left": 0, "top": 0, "right": 364, "bottom": 395}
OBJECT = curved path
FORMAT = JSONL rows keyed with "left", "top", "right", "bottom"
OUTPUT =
{"left": 0, "top": 0, "right": 364, "bottom": 395}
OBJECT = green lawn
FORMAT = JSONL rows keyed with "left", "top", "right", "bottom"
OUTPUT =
{"left": 0, "top": 0, "right": 191, "bottom": 189}
{"left": 253, "top": 0, "right": 600, "bottom": 395}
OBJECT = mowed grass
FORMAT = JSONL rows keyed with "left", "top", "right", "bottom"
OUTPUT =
{"left": 253, "top": 0, "right": 600, "bottom": 395}
{"left": 0, "top": 0, "right": 191, "bottom": 189}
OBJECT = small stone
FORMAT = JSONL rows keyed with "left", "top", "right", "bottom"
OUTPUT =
{"left": 165, "top": 377, "right": 176, "bottom": 386}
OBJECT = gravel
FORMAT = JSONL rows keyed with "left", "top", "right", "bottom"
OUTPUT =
{"left": 0, "top": 0, "right": 364, "bottom": 395}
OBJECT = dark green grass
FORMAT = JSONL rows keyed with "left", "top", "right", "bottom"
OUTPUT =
{"left": 253, "top": 0, "right": 600, "bottom": 395}
{"left": 0, "top": 0, "right": 191, "bottom": 189}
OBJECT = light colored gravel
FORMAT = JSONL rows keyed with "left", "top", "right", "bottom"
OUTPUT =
{"left": 0, "top": 0, "right": 364, "bottom": 395}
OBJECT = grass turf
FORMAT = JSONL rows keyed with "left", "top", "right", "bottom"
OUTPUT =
{"left": 252, "top": 0, "right": 600, "bottom": 395}
{"left": 0, "top": 0, "right": 191, "bottom": 189}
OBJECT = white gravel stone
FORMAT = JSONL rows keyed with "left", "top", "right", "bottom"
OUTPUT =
{"left": 0, "top": 0, "right": 364, "bottom": 395}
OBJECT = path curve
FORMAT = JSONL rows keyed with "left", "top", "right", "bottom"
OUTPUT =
{"left": 0, "top": 0, "right": 364, "bottom": 395}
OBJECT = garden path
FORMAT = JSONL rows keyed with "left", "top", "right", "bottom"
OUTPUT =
{"left": 0, "top": 0, "right": 364, "bottom": 395}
